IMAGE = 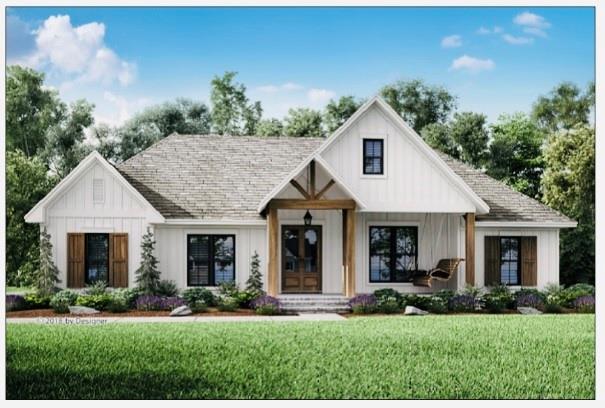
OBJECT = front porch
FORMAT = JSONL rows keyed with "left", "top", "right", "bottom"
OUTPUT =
{"left": 262, "top": 159, "right": 477, "bottom": 298}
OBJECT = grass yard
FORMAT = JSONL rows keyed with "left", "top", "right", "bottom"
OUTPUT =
{"left": 7, "top": 315, "right": 594, "bottom": 399}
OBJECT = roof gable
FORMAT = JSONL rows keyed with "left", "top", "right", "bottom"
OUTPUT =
{"left": 25, "top": 151, "right": 165, "bottom": 224}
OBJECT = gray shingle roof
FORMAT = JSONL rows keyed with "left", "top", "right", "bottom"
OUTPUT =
{"left": 117, "top": 133, "right": 573, "bottom": 224}
{"left": 437, "top": 152, "right": 574, "bottom": 224}
{"left": 116, "top": 134, "right": 323, "bottom": 220}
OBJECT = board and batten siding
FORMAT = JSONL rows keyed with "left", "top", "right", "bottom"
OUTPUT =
{"left": 474, "top": 227, "right": 560, "bottom": 289}
{"left": 45, "top": 162, "right": 149, "bottom": 288}
{"left": 154, "top": 225, "right": 267, "bottom": 290}
{"left": 320, "top": 104, "right": 476, "bottom": 213}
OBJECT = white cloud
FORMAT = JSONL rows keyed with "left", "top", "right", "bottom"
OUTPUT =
{"left": 15, "top": 15, "right": 136, "bottom": 87}
{"left": 514, "top": 11, "right": 551, "bottom": 29}
{"left": 307, "top": 88, "right": 336, "bottom": 104}
{"left": 94, "top": 91, "right": 152, "bottom": 126}
{"left": 256, "top": 82, "right": 303, "bottom": 93}
{"left": 502, "top": 34, "right": 534, "bottom": 45}
{"left": 441, "top": 34, "right": 462, "bottom": 48}
{"left": 476, "top": 26, "right": 502, "bottom": 35}
{"left": 450, "top": 55, "right": 495, "bottom": 74}
{"left": 523, "top": 27, "right": 548, "bottom": 38}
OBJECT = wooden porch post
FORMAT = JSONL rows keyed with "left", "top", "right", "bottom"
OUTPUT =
{"left": 267, "top": 207, "right": 279, "bottom": 296}
{"left": 344, "top": 208, "right": 356, "bottom": 297}
{"left": 464, "top": 213, "right": 475, "bottom": 286}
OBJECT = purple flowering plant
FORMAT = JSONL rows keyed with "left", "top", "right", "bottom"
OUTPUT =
{"left": 7, "top": 294, "right": 26, "bottom": 312}
{"left": 135, "top": 295, "right": 185, "bottom": 311}
{"left": 515, "top": 293, "right": 544, "bottom": 309}
{"left": 573, "top": 295, "right": 595, "bottom": 313}
{"left": 448, "top": 294, "right": 476, "bottom": 313}
{"left": 349, "top": 294, "right": 377, "bottom": 314}
{"left": 251, "top": 295, "right": 281, "bottom": 315}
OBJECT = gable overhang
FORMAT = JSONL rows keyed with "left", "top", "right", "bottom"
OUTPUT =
{"left": 314, "top": 96, "right": 491, "bottom": 215}
{"left": 24, "top": 151, "right": 166, "bottom": 224}
{"left": 257, "top": 153, "right": 368, "bottom": 214}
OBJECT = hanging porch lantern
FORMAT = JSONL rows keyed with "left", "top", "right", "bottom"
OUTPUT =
{"left": 303, "top": 210, "right": 313, "bottom": 226}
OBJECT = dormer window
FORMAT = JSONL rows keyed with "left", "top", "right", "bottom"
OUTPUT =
{"left": 363, "top": 139, "right": 384, "bottom": 175}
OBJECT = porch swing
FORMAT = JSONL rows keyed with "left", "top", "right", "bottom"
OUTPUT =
{"left": 412, "top": 214, "right": 464, "bottom": 288}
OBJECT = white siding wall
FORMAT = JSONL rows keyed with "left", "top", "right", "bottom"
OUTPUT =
{"left": 154, "top": 225, "right": 267, "bottom": 291}
{"left": 45, "top": 163, "right": 150, "bottom": 288}
{"left": 320, "top": 105, "right": 476, "bottom": 213}
{"left": 474, "top": 227, "right": 560, "bottom": 289}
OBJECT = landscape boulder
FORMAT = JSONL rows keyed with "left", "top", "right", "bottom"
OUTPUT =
{"left": 170, "top": 305, "right": 193, "bottom": 317}
{"left": 517, "top": 307, "right": 542, "bottom": 315}
{"left": 404, "top": 306, "right": 429, "bottom": 315}
{"left": 68, "top": 306, "right": 100, "bottom": 315}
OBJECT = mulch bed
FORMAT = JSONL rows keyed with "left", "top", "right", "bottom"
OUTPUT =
{"left": 7, "top": 308, "right": 257, "bottom": 318}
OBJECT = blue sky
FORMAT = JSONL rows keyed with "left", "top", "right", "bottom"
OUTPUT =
{"left": 6, "top": 7, "right": 595, "bottom": 127}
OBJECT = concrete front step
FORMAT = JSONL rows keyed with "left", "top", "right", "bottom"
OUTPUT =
{"left": 278, "top": 295, "right": 351, "bottom": 313}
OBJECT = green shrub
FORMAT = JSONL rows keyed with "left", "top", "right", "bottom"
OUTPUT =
{"left": 76, "top": 294, "right": 112, "bottom": 311}
{"left": 107, "top": 289, "right": 132, "bottom": 313}
{"left": 543, "top": 283, "right": 566, "bottom": 313}
{"left": 189, "top": 300, "right": 208, "bottom": 313}
{"left": 561, "top": 284, "right": 595, "bottom": 307}
{"left": 426, "top": 296, "right": 448, "bottom": 314}
{"left": 23, "top": 293, "right": 51, "bottom": 309}
{"left": 433, "top": 289, "right": 455, "bottom": 303}
{"left": 235, "top": 290, "right": 259, "bottom": 308}
{"left": 50, "top": 290, "right": 79, "bottom": 314}
{"left": 85, "top": 281, "right": 108, "bottom": 296}
{"left": 400, "top": 294, "right": 432, "bottom": 310}
{"left": 217, "top": 296, "right": 239, "bottom": 312}
{"left": 155, "top": 280, "right": 178, "bottom": 297}
{"left": 374, "top": 288, "right": 401, "bottom": 303}
{"left": 218, "top": 281, "right": 240, "bottom": 298}
{"left": 255, "top": 304, "right": 279, "bottom": 315}
{"left": 514, "top": 288, "right": 545, "bottom": 303}
{"left": 349, "top": 294, "right": 377, "bottom": 314}
{"left": 183, "top": 287, "right": 216, "bottom": 307}
{"left": 482, "top": 285, "right": 514, "bottom": 313}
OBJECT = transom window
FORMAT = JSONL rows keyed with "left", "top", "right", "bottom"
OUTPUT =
{"left": 369, "top": 226, "right": 418, "bottom": 282}
{"left": 363, "top": 139, "right": 384, "bottom": 175}
{"left": 500, "top": 237, "right": 521, "bottom": 285}
{"left": 85, "top": 234, "right": 109, "bottom": 284}
{"left": 187, "top": 235, "right": 235, "bottom": 286}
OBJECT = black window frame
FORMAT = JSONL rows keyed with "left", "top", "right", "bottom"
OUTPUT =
{"left": 84, "top": 233, "right": 110, "bottom": 285}
{"left": 363, "top": 138, "right": 384, "bottom": 175}
{"left": 368, "top": 226, "right": 418, "bottom": 283}
{"left": 500, "top": 236, "right": 521, "bottom": 286}
{"left": 187, "top": 234, "right": 236, "bottom": 287}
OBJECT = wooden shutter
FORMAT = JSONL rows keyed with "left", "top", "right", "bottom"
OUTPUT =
{"left": 67, "top": 233, "right": 85, "bottom": 288}
{"left": 109, "top": 234, "right": 129, "bottom": 287}
{"left": 484, "top": 236, "right": 501, "bottom": 286}
{"left": 521, "top": 236, "right": 537, "bottom": 286}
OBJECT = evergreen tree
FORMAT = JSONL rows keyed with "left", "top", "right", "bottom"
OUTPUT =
{"left": 35, "top": 227, "right": 60, "bottom": 296}
{"left": 135, "top": 228, "right": 161, "bottom": 294}
{"left": 245, "top": 251, "right": 264, "bottom": 296}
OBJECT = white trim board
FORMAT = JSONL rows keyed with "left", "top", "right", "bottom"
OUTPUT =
{"left": 476, "top": 221, "right": 577, "bottom": 228}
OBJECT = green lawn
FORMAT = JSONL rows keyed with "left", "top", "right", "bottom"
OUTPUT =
{"left": 7, "top": 315, "right": 594, "bottom": 399}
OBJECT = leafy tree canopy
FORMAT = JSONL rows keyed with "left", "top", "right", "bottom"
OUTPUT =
{"left": 420, "top": 122, "right": 460, "bottom": 159}
{"left": 6, "top": 65, "right": 65, "bottom": 157}
{"left": 210, "top": 71, "right": 262, "bottom": 136}
{"left": 324, "top": 96, "right": 364, "bottom": 133}
{"left": 256, "top": 118, "right": 284, "bottom": 137}
{"left": 449, "top": 111, "right": 489, "bottom": 168}
{"left": 284, "top": 108, "right": 324, "bottom": 137}
{"left": 380, "top": 79, "right": 456, "bottom": 133}
{"left": 542, "top": 125, "right": 595, "bottom": 284}
{"left": 532, "top": 82, "right": 594, "bottom": 132}
{"left": 487, "top": 113, "right": 545, "bottom": 199}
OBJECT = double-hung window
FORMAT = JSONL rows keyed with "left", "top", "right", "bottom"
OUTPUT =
{"left": 369, "top": 226, "right": 418, "bottom": 282}
{"left": 187, "top": 235, "right": 235, "bottom": 286}
{"left": 500, "top": 237, "right": 521, "bottom": 285}
{"left": 363, "top": 139, "right": 384, "bottom": 175}
{"left": 85, "top": 233, "right": 109, "bottom": 284}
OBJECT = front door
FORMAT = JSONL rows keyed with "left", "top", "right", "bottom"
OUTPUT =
{"left": 281, "top": 225, "right": 322, "bottom": 293}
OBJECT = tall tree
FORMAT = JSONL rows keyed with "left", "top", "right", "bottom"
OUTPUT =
{"left": 135, "top": 228, "right": 162, "bottom": 294}
{"left": 42, "top": 99, "right": 95, "bottom": 178}
{"left": 6, "top": 65, "right": 64, "bottom": 157}
{"left": 542, "top": 125, "right": 595, "bottom": 284}
{"left": 487, "top": 114, "right": 545, "bottom": 199}
{"left": 89, "top": 124, "right": 122, "bottom": 164}
{"left": 449, "top": 112, "right": 489, "bottom": 168}
{"left": 119, "top": 98, "right": 211, "bottom": 160}
{"left": 6, "top": 151, "right": 56, "bottom": 286}
{"left": 256, "top": 118, "right": 284, "bottom": 137}
{"left": 420, "top": 122, "right": 460, "bottom": 159}
{"left": 210, "top": 71, "right": 262, "bottom": 135}
{"left": 380, "top": 79, "right": 456, "bottom": 132}
{"left": 324, "top": 96, "right": 363, "bottom": 133}
{"left": 284, "top": 108, "right": 324, "bottom": 137}
{"left": 35, "top": 227, "right": 61, "bottom": 296}
{"left": 532, "top": 82, "right": 594, "bottom": 132}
